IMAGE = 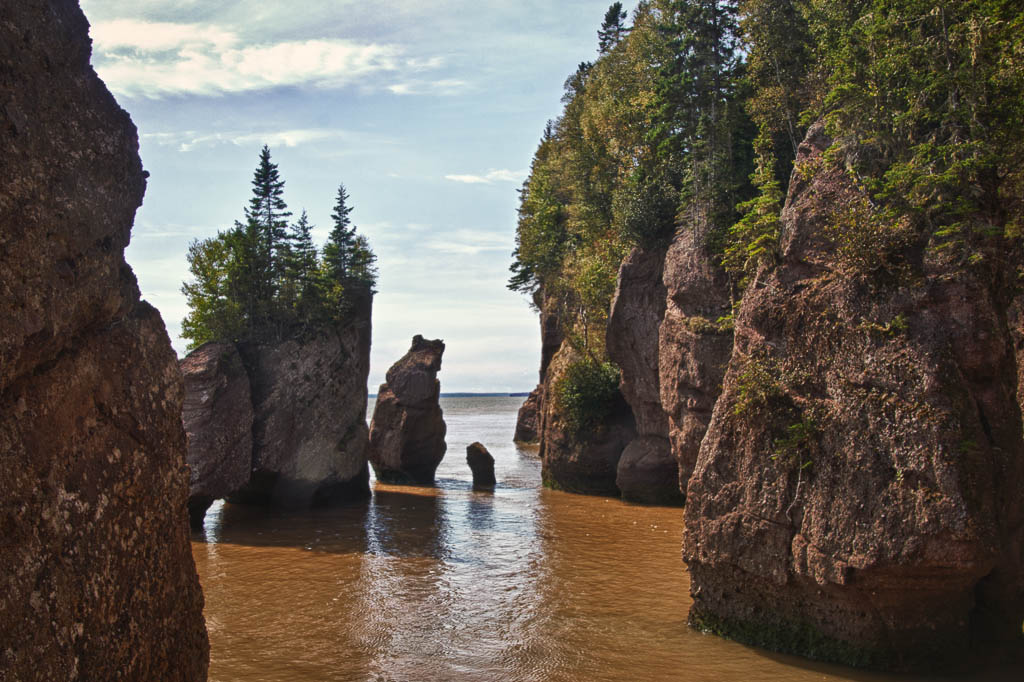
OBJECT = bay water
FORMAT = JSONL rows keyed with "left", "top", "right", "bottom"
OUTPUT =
{"left": 192, "top": 396, "right": 1021, "bottom": 681}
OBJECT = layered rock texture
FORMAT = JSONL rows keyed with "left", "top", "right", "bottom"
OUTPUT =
{"left": 683, "top": 124, "right": 1024, "bottom": 669}
{"left": 182, "top": 302, "right": 373, "bottom": 517}
{"left": 369, "top": 335, "right": 447, "bottom": 483}
{"left": 607, "top": 246, "right": 682, "bottom": 505}
{"left": 0, "top": 1, "right": 208, "bottom": 677}
{"left": 466, "top": 442, "right": 496, "bottom": 489}
{"left": 180, "top": 342, "right": 253, "bottom": 528}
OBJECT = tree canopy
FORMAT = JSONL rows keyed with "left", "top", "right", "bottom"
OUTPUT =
{"left": 511, "top": 0, "right": 1024, "bottom": 357}
{"left": 181, "top": 148, "right": 377, "bottom": 350}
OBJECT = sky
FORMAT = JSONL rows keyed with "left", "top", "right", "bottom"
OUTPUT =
{"left": 78, "top": 0, "right": 628, "bottom": 393}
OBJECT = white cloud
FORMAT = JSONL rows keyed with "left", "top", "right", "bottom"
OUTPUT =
{"left": 444, "top": 169, "right": 528, "bottom": 184}
{"left": 141, "top": 128, "right": 391, "bottom": 153}
{"left": 89, "top": 19, "right": 436, "bottom": 98}
{"left": 387, "top": 78, "right": 468, "bottom": 96}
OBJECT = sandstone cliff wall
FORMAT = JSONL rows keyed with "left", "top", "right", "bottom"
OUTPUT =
{"left": 682, "top": 123, "right": 1024, "bottom": 669}
{"left": 0, "top": 1, "right": 208, "bottom": 678}
{"left": 606, "top": 245, "right": 681, "bottom": 505}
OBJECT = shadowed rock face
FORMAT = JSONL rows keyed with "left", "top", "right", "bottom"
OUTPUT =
{"left": 607, "top": 245, "right": 681, "bottom": 505}
{"left": 232, "top": 324, "right": 372, "bottom": 507}
{"left": 181, "top": 343, "right": 253, "bottom": 528}
{"left": 515, "top": 293, "right": 563, "bottom": 446}
{"left": 683, "top": 123, "right": 1024, "bottom": 670}
{"left": 369, "top": 335, "right": 447, "bottom": 483}
{"left": 0, "top": 1, "right": 208, "bottom": 678}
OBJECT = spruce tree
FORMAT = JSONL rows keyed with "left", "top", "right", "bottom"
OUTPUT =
{"left": 597, "top": 3, "right": 628, "bottom": 54}
{"left": 244, "top": 145, "right": 292, "bottom": 331}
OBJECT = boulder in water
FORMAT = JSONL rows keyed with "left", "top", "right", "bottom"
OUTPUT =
{"left": 467, "top": 442, "right": 497, "bottom": 488}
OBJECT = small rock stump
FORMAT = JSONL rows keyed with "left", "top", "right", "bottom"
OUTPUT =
{"left": 466, "top": 442, "right": 496, "bottom": 489}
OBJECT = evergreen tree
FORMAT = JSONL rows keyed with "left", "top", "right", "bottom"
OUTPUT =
{"left": 723, "top": 126, "right": 783, "bottom": 290}
{"left": 598, "top": 3, "right": 629, "bottom": 53}
{"left": 323, "top": 183, "right": 356, "bottom": 287}
{"left": 244, "top": 145, "right": 292, "bottom": 328}
{"left": 653, "top": 0, "right": 749, "bottom": 243}
{"left": 321, "top": 183, "right": 378, "bottom": 317}
{"left": 283, "top": 209, "right": 320, "bottom": 325}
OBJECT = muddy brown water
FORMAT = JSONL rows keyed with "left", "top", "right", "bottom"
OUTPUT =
{"left": 192, "top": 396, "right": 1021, "bottom": 681}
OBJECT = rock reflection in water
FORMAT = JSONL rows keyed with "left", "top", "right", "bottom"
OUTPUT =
{"left": 192, "top": 397, "right": 1024, "bottom": 682}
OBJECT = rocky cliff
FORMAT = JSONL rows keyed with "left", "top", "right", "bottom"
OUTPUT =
{"left": 607, "top": 245, "right": 681, "bottom": 505}
{"left": 183, "top": 299, "right": 373, "bottom": 516}
{"left": 368, "top": 335, "right": 447, "bottom": 483}
{"left": 682, "top": 123, "right": 1024, "bottom": 669}
{"left": 515, "top": 293, "right": 563, "bottom": 445}
{"left": 0, "top": 1, "right": 208, "bottom": 678}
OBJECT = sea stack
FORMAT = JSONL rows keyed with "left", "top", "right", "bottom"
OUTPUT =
{"left": 466, "top": 442, "right": 497, "bottom": 488}
{"left": 368, "top": 335, "right": 447, "bottom": 483}
{"left": 0, "top": 0, "right": 209, "bottom": 677}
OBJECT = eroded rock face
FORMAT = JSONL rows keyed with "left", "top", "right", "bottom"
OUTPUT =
{"left": 607, "top": 245, "right": 681, "bottom": 505}
{"left": 180, "top": 342, "right": 253, "bottom": 528}
{"left": 0, "top": 2, "right": 208, "bottom": 677}
{"left": 232, "top": 318, "right": 373, "bottom": 507}
{"left": 515, "top": 293, "right": 563, "bottom": 445}
{"left": 683, "top": 123, "right": 1024, "bottom": 670}
{"left": 514, "top": 387, "right": 541, "bottom": 444}
{"left": 466, "top": 442, "right": 496, "bottom": 488}
{"left": 539, "top": 344, "right": 636, "bottom": 495}
{"left": 658, "top": 228, "right": 733, "bottom": 495}
{"left": 368, "top": 335, "right": 447, "bottom": 483}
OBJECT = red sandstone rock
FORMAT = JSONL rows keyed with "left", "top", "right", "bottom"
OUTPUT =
{"left": 515, "top": 293, "right": 563, "bottom": 447}
{"left": 0, "top": 1, "right": 208, "bottom": 677}
{"left": 683, "top": 122, "right": 1024, "bottom": 670}
{"left": 368, "top": 335, "right": 447, "bottom": 483}
{"left": 607, "top": 245, "right": 682, "bottom": 505}
{"left": 514, "top": 387, "right": 542, "bottom": 443}
{"left": 658, "top": 227, "right": 733, "bottom": 496}
{"left": 180, "top": 342, "right": 253, "bottom": 528}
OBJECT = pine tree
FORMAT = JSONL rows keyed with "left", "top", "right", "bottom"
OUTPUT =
{"left": 653, "top": 0, "right": 749, "bottom": 244}
{"left": 244, "top": 145, "right": 292, "bottom": 329}
{"left": 598, "top": 3, "right": 629, "bottom": 54}
{"left": 723, "top": 126, "right": 782, "bottom": 290}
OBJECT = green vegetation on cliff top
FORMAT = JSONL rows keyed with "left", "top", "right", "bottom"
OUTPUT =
{"left": 181, "top": 146, "right": 378, "bottom": 350}
{"left": 511, "top": 0, "right": 1024, "bottom": 360}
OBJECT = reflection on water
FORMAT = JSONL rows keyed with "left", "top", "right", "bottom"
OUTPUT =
{"left": 193, "top": 397, "right": 1023, "bottom": 682}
